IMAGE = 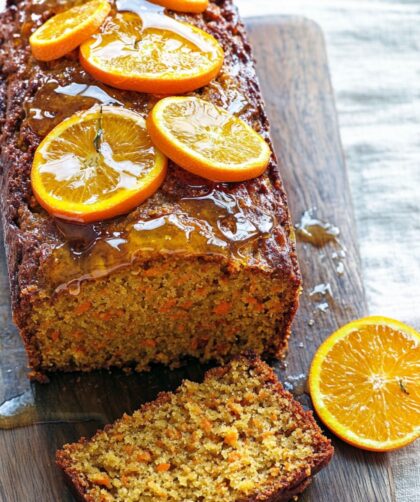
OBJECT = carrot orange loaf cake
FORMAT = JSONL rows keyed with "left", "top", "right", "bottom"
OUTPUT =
{"left": 0, "top": 0, "right": 301, "bottom": 376}
{"left": 57, "top": 355, "right": 333, "bottom": 501}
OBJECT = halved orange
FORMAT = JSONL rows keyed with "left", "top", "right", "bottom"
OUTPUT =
{"left": 29, "top": 0, "right": 111, "bottom": 62}
{"left": 146, "top": 96, "right": 271, "bottom": 182}
{"left": 79, "top": 11, "right": 224, "bottom": 95}
{"left": 309, "top": 316, "right": 420, "bottom": 451}
{"left": 150, "top": 0, "right": 209, "bottom": 13}
{"left": 31, "top": 106, "right": 167, "bottom": 223}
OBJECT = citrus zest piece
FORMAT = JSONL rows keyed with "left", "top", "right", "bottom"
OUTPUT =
{"left": 146, "top": 96, "right": 271, "bottom": 182}
{"left": 149, "top": 0, "right": 209, "bottom": 13}
{"left": 79, "top": 11, "right": 224, "bottom": 94}
{"left": 309, "top": 316, "right": 420, "bottom": 451}
{"left": 31, "top": 106, "right": 167, "bottom": 223}
{"left": 29, "top": 0, "right": 111, "bottom": 62}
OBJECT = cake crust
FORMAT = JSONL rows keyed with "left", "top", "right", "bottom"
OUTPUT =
{"left": 0, "top": 0, "right": 301, "bottom": 376}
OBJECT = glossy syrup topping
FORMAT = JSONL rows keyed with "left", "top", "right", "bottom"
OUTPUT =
{"left": 79, "top": 0, "right": 224, "bottom": 94}
{"left": 25, "top": 80, "right": 125, "bottom": 137}
{"left": 21, "top": 0, "right": 281, "bottom": 294}
{"left": 82, "top": 10, "right": 217, "bottom": 74}
{"left": 49, "top": 184, "right": 277, "bottom": 294}
{"left": 116, "top": 0, "right": 215, "bottom": 53}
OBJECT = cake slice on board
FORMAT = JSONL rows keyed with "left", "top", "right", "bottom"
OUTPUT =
{"left": 57, "top": 355, "right": 333, "bottom": 501}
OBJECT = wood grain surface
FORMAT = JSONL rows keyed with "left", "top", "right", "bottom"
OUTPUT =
{"left": 0, "top": 16, "right": 396, "bottom": 502}
{"left": 246, "top": 17, "right": 395, "bottom": 501}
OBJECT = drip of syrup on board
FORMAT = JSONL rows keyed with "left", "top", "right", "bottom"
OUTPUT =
{"left": 283, "top": 374, "right": 308, "bottom": 397}
{"left": 332, "top": 249, "right": 346, "bottom": 275}
{"left": 309, "top": 282, "right": 332, "bottom": 298}
{"left": 295, "top": 208, "right": 340, "bottom": 247}
{"left": 309, "top": 282, "right": 333, "bottom": 316}
{"left": 314, "top": 302, "right": 329, "bottom": 313}
{"left": 0, "top": 390, "right": 103, "bottom": 430}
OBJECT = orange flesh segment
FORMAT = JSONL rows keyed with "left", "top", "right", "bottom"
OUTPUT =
{"left": 31, "top": 106, "right": 167, "bottom": 223}
{"left": 147, "top": 96, "right": 271, "bottom": 182}
{"left": 309, "top": 316, "right": 420, "bottom": 451}
{"left": 79, "top": 11, "right": 224, "bottom": 94}
{"left": 149, "top": 0, "right": 209, "bottom": 13}
{"left": 29, "top": 0, "right": 111, "bottom": 61}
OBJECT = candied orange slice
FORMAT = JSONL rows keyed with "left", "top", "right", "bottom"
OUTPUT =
{"left": 150, "top": 0, "right": 209, "bottom": 13}
{"left": 29, "top": 0, "right": 111, "bottom": 61}
{"left": 31, "top": 106, "right": 167, "bottom": 223}
{"left": 79, "top": 11, "right": 224, "bottom": 94}
{"left": 147, "top": 96, "right": 271, "bottom": 182}
{"left": 309, "top": 316, "right": 420, "bottom": 451}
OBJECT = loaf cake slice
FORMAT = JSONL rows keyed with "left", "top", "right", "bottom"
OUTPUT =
{"left": 0, "top": 0, "right": 300, "bottom": 377}
{"left": 57, "top": 355, "right": 333, "bottom": 501}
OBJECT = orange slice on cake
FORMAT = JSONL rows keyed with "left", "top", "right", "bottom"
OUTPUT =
{"left": 309, "top": 316, "right": 420, "bottom": 451}
{"left": 30, "top": 0, "right": 111, "bottom": 61}
{"left": 149, "top": 0, "right": 209, "bottom": 13}
{"left": 31, "top": 106, "right": 167, "bottom": 223}
{"left": 147, "top": 96, "right": 271, "bottom": 182}
{"left": 79, "top": 11, "right": 224, "bottom": 94}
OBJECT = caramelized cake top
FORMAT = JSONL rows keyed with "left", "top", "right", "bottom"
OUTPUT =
{"left": 0, "top": 0, "right": 299, "bottom": 299}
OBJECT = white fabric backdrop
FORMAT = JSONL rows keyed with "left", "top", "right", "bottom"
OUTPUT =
{"left": 237, "top": 1, "right": 420, "bottom": 501}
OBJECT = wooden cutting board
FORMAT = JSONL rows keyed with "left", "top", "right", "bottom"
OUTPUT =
{"left": 0, "top": 16, "right": 396, "bottom": 502}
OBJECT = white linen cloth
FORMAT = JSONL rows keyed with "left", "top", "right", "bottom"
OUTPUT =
{"left": 237, "top": 1, "right": 420, "bottom": 501}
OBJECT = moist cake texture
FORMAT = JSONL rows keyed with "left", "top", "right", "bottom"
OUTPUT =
{"left": 0, "top": 0, "right": 301, "bottom": 376}
{"left": 57, "top": 355, "right": 333, "bottom": 501}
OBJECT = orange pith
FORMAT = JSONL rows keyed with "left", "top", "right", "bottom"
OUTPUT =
{"left": 147, "top": 96, "right": 271, "bottom": 182}
{"left": 29, "top": 0, "right": 111, "bottom": 62}
{"left": 31, "top": 106, "right": 167, "bottom": 223}
{"left": 149, "top": 0, "right": 209, "bottom": 14}
{"left": 79, "top": 11, "right": 224, "bottom": 94}
{"left": 309, "top": 316, "right": 420, "bottom": 451}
